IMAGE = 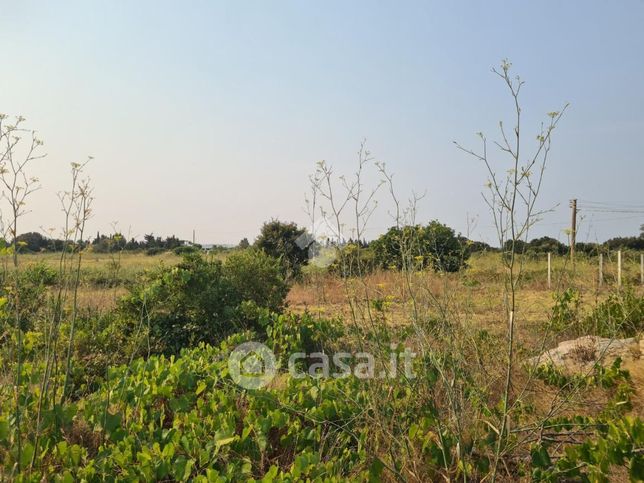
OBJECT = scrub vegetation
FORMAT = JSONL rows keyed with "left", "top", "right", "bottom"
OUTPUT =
{"left": 1, "top": 62, "right": 643, "bottom": 482}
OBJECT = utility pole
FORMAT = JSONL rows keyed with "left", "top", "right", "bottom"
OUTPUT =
{"left": 192, "top": 229, "right": 196, "bottom": 245}
{"left": 569, "top": 199, "right": 577, "bottom": 264}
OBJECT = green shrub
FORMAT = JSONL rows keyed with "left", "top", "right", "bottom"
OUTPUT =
{"left": 173, "top": 245, "right": 200, "bottom": 256}
{"left": 264, "top": 311, "right": 344, "bottom": 362}
{"left": 0, "top": 263, "right": 56, "bottom": 333}
{"left": 531, "top": 417, "right": 644, "bottom": 481}
{"left": 223, "top": 249, "right": 288, "bottom": 313}
{"left": 370, "top": 220, "right": 469, "bottom": 272}
{"left": 0, "top": 329, "right": 448, "bottom": 481}
{"left": 582, "top": 289, "right": 644, "bottom": 338}
{"left": 423, "top": 220, "right": 470, "bottom": 272}
{"left": 328, "top": 242, "right": 376, "bottom": 277}
{"left": 121, "top": 252, "right": 290, "bottom": 354}
{"left": 21, "top": 263, "right": 58, "bottom": 286}
{"left": 121, "top": 253, "right": 239, "bottom": 354}
{"left": 548, "top": 288, "right": 581, "bottom": 335}
{"left": 548, "top": 288, "right": 643, "bottom": 338}
{"left": 67, "top": 310, "right": 151, "bottom": 395}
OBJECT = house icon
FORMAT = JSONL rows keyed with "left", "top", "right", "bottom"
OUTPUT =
{"left": 229, "top": 341, "right": 277, "bottom": 389}
{"left": 240, "top": 351, "right": 266, "bottom": 378}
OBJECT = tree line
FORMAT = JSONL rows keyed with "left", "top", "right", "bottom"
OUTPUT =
{"left": 6, "top": 222, "right": 644, "bottom": 264}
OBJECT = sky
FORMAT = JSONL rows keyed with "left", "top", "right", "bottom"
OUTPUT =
{"left": 1, "top": 0, "right": 643, "bottom": 246}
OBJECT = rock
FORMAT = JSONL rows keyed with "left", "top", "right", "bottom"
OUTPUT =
{"left": 528, "top": 335, "right": 641, "bottom": 374}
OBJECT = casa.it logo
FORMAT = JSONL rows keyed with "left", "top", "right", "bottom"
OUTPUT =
{"left": 228, "top": 342, "right": 277, "bottom": 389}
{"left": 228, "top": 341, "right": 417, "bottom": 390}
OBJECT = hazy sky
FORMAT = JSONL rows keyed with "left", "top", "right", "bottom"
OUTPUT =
{"left": 1, "top": 1, "right": 643, "bottom": 245}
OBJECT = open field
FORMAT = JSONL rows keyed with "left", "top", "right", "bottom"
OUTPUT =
{"left": 2, "top": 245, "right": 644, "bottom": 480}
{"left": 14, "top": 249, "right": 644, "bottom": 313}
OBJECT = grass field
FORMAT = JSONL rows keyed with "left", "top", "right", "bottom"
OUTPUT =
{"left": 2, "top": 247, "right": 643, "bottom": 480}
{"left": 15, "top": 248, "right": 644, "bottom": 312}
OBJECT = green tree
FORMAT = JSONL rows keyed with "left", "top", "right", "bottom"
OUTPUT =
{"left": 370, "top": 225, "right": 423, "bottom": 270}
{"left": 238, "top": 237, "right": 250, "bottom": 249}
{"left": 423, "top": 220, "right": 469, "bottom": 272}
{"left": 527, "top": 236, "right": 567, "bottom": 255}
{"left": 254, "top": 220, "right": 309, "bottom": 279}
{"left": 14, "top": 232, "right": 48, "bottom": 253}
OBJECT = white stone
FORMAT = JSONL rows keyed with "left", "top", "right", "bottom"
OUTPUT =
{"left": 527, "top": 335, "right": 641, "bottom": 374}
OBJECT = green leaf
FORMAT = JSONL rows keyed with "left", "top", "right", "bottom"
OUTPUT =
{"left": 630, "top": 455, "right": 644, "bottom": 481}
{"left": 0, "top": 419, "right": 8, "bottom": 441}
{"left": 196, "top": 381, "right": 207, "bottom": 396}
{"left": 215, "top": 436, "right": 236, "bottom": 449}
{"left": 70, "top": 444, "right": 82, "bottom": 466}
{"left": 262, "top": 465, "right": 279, "bottom": 481}
{"left": 369, "top": 457, "right": 385, "bottom": 481}
{"left": 20, "top": 442, "right": 34, "bottom": 470}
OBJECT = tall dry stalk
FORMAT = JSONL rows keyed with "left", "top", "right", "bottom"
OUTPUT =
{"left": 61, "top": 161, "right": 94, "bottom": 403}
{"left": 455, "top": 60, "right": 568, "bottom": 480}
{"left": 0, "top": 114, "right": 44, "bottom": 474}
{"left": 30, "top": 160, "right": 93, "bottom": 469}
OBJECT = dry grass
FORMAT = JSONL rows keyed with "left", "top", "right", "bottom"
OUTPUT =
{"left": 17, "top": 250, "right": 182, "bottom": 272}
{"left": 289, "top": 252, "right": 644, "bottom": 420}
{"left": 16, "top": 249, "right": 641, "bottom": 329}
{"left": 289, "top": 252, "right": 643, "bottom": 332}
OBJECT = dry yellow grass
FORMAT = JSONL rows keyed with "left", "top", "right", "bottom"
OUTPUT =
{"left": 289, "top": 252, "right": 643, "bottom": 330}
{"left": 289, "top": 252, "right": 644, "bottom": 416}
{"left": 15, "top": 249, "right": 642, "bottom": 322}
{"left": 16, "top": 250, "right": 182, "bottom": 272}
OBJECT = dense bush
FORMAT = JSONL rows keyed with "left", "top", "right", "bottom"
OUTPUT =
{"left": 0, "top": 263, "right": 57, "bottom": 333}
{"left": 91, "top": 233, "right": 127, "bottom": 253}
{"left": 527, "top": 236, "right": 568, "bottom": 255}
{"left": 63, "top": 310, "right": 151, "bottom": 395}
{"left": 548, "top": 288, "right": 644, "bottom": 338}
{"left": 503, "top": 238, "right": 528, "bottom": 254}
{"left": 370, "top": 220, "right": 469, "bottom": 272}
{"left": 0, "top": 333, "right": 380, "bottom": 481}
{"left": 328, "top": 242, "right": 377, "bottom": 277}
{"left": 370, "top": 225, "right": 420, "bottom": 271}
{"left": 173, "top": 245, "right": 201, "bottom": 256}
{"left": 462, "top": 238, "right": 494, "bottom": 254}
{"left": 14, "top": 232, "right": 50, "bottom": 253}
{"left": 263, "top": 311, "right": 344, "bottom": 361}
{"left": 121, "top": 252, "right": 289, "bottom": 354}
{"left": 583, "top": 289, "right": 644, "bottom": 338}
{"left": 604, "top": 235, "right": 644, "bottom": 251}
{"left": 223, "top": 249, "right": 288, "bottom": 313}
{"left": 4, "top": 309, "right": 639, "bottom": 481}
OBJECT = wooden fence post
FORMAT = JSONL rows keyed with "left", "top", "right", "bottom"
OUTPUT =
{"left": 640, "top": 253, "right": 643, "bottom": 286}
{"left": 598, "top": 253, "right": 603, "bottom": 288}
{"left": 617, "top": 250, "right": 622, "bottom": 288}
{"left": 547, "top": 252, "right": 551, "bottom": 289}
